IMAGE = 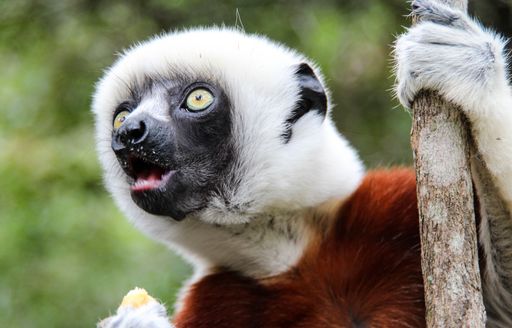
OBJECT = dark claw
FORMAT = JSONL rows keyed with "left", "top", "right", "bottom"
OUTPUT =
{"left": 411, "top": 0, "right": 426, "bottom": 13}
{"left": 411, "top": 0, "right": 431, "bottom": 23}
{"left": 410, "top": 0, "right": 468, "bottom": 30}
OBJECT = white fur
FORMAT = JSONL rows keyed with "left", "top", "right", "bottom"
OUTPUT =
{"left": 395, "top": 0, "right": 512, "bottom": 326}
{"left": 92, "top": 24, "right": 364, "bottom": 311}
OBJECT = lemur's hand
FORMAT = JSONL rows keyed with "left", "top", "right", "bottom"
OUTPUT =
{"left": 97, "top": 288, "right": 174, "bottom": 328}
{"left": 394, "top": 0, "right": 508, "bottom": 117}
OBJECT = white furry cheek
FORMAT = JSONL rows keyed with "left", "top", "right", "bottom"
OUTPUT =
{"left": 233, "top": 114, "right": 364, "bottom": 213}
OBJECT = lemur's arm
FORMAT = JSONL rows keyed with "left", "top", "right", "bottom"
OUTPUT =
{"left": 395, "top": 0, "right": 512, "bottom": 325}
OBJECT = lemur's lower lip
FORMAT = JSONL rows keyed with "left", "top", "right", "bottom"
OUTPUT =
{"left": 131, "top": 170, "right": 175, "bottom": 192}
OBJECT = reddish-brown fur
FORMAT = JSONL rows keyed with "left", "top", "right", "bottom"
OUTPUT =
{"left": 174, "top": 169, "right": 425, "bottom": 327}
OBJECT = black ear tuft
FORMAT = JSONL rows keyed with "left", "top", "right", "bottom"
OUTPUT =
{"left": 282, "top": 63, "right": 328, "bottom": 143}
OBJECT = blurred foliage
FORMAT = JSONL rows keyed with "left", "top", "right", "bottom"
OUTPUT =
{"left": 0, "top": 0, "right": 510, "bottom": 327}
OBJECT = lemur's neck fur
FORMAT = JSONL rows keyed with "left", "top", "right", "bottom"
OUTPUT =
{"left": 165, "top": 204, "right": 339, "bottom": 279}
{"left": 216, "top": 211, "right": 313, "bottom": 277}
{"left": 201, "top": 210, "right": 315, "bottom": 277}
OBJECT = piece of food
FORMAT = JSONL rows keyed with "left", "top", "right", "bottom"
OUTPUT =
{"left": 119, "top": 287, "right": 156, "bottom": 309}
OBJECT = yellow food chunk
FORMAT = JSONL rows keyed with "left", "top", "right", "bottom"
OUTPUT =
{"left": 119, "top": 287, "right": 155, "bottom": 309}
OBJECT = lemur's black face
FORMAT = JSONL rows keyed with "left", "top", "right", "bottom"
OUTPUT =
{"left": 111, "top": 79, "right": 233, "bottom": 220}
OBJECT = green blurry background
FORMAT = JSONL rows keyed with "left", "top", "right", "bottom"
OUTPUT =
{"left": 1, "top": 0, "right": 510, "bottom": 326}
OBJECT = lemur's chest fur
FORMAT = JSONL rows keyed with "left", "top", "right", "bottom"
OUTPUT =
{"left": 174, "top": 169, "right": 425, "bottom": 328}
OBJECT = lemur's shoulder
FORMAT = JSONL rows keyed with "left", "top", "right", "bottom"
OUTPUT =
{"left": 336, "top": 168, "right": 419, "bottom": 237}
{"left": 174, "top": 168, "right": 425, "bottom": 328}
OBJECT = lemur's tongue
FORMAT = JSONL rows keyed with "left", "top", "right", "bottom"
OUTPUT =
{"left": 132, "top": 171, "right": 164, "bottom": 191}
{"left": 129, "top": 157, "right": 173, "bottom": 192}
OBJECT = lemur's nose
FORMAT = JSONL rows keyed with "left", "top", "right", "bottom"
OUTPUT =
{"left": 112, "top": 116, "right": 149, "bottom": 151}
{"left": 119, "top": 119, "right": 147, "bottom": 145}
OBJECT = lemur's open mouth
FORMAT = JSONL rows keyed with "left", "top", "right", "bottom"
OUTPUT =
{"left": 126, "top": 155, "right": 175, "bottom": 192}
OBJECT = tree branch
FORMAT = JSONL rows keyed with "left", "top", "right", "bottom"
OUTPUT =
{"left": 410, "top": 0, "right": 486, "bottom": 326}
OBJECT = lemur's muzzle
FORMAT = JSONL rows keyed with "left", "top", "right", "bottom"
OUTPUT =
{"left": 111, "top": 113, "right": 176, "bottom": 193}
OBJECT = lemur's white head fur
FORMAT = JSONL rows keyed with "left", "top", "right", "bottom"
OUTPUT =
{"left": 92, "top": 27, "right": 363, "bottom": 269}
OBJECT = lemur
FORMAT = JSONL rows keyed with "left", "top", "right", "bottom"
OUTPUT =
{"left": 93, "top": 1, "right": 512, "bottom": 327}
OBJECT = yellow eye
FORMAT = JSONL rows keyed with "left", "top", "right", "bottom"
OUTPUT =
{"left": 185, "top": 88, "right": 214, "bottom": 111}
{"left": 113, "top": 110, "right": 130, "bottom": 130}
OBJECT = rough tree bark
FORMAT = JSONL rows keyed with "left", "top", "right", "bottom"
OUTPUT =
{"left": 410, "top": 0, "right": 486, "bottom": 327}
